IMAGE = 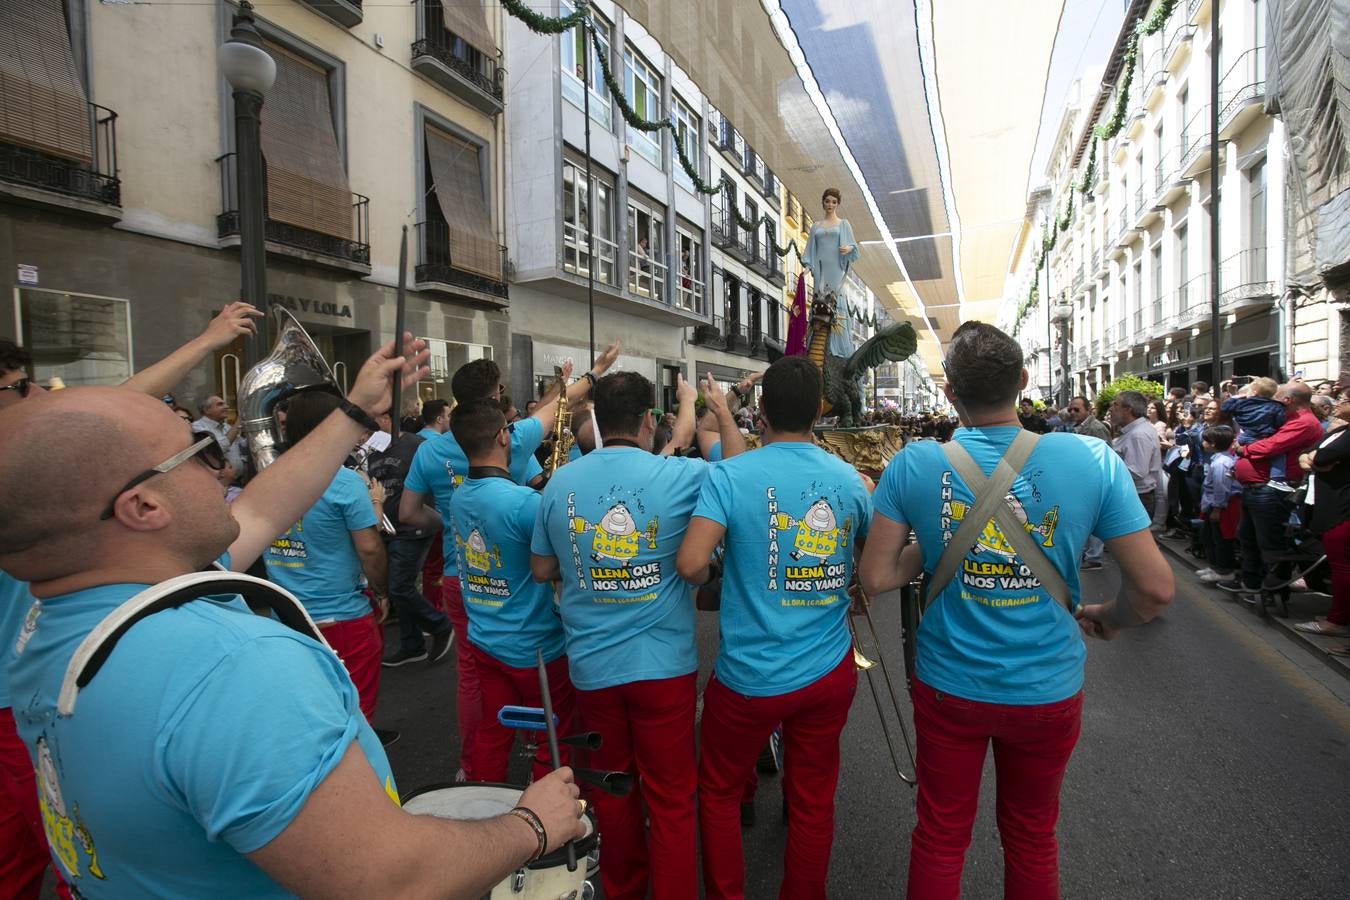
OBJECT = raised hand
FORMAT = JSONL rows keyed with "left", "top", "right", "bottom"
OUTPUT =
{"left": 347, "top": 333, "right": 431, "bottom": 417}
{"left": 201, "top": 301, "right": 264, "bottom": 350}
{"left": 702, "top": 373, "right": 728, "bottom": 418}
{"left": 676, "top": 373, "right": 697, "bottom": 409}
{"left": 592, "top": 341, "right": 621, "bottom": 375}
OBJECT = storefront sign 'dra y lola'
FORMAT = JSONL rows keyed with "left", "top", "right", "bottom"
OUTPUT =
{"left": 266, "top": 293, "right": 353, "bottom": 321}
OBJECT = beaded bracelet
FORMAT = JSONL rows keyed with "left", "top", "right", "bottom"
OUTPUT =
{"left": 508, "top": 806, "right": 548, "bottom": 861}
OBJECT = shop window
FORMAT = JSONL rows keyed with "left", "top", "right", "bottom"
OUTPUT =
{"left": 17, "top": 288, "right": 131, "bottom": 387}
{"left": 418, "top": 337, "right": 492, "bottom": 402}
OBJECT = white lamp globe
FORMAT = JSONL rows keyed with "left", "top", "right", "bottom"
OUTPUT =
{"left": 220, "top": 40, "right": 276, "bottom": 94}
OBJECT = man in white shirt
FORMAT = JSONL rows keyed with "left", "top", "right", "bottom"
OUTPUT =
{"left": 194, "top": 394, "right": 245, "bottom": 472}
{"left": 1109, "top": 390, "right": 1166, "bottom": 526}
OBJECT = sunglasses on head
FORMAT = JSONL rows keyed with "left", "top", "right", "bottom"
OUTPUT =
{"left": 99, "top": 433, "right": 228, "bottom": 521}
{"left": 0, "top": 377, "right": 32, "bottom": 398}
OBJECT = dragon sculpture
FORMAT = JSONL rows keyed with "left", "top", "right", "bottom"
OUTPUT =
{"left": 805, "top": 288, "right": 919, "bottom": 427}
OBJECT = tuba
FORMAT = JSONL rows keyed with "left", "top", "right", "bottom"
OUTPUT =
{"left": 237, "top": 306, "right": 340, "bottom": 473}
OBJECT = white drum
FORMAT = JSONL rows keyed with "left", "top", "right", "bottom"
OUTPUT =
{"left": 402, "top": 783, "right": 599, "bottom": 900}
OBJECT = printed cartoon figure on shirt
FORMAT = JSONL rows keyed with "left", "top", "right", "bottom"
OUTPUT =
{"left": 35, "top": 734, "right": 104, "bottom": 882}
{"left": 565, "top": 488, "right": 664, "bottom": 594}
{"left": 938, "top": 470, "right": 1061, "bottom": 596}
{"left": 572, "top": 500, "right": 659, "bottom": 568}
{"left": 766, "top": 483, "right": 855, "bottom": 596}
{"left": 456, "top": 525, "right": 511, "bottom": 607}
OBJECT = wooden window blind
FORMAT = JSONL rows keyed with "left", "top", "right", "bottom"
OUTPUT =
{"left": 425, "top": 126, "right": 499, "bottom": 279}
{"left": 258, "top": 42, "right": 352, "bottom": 239}
{"left": 437, "top": 0, "right": 496, "bottom": 57}
{"left": 0, "top": 0, "right": 92, "bottom": 162}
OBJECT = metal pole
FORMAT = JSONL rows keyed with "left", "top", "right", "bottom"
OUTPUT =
{"left": 1059, "top": 319, "right": 1069, "bottom": 407}
{"left": 235, "top": 88, "right": 268, "bottom": 369}
{"left": 390, "top": 225, "right": 408, "bottom": 439}
{"left": 1208, "top": 0, "right": 1222, "bottom": 385}
{"left": 583, "top": 22, "right": 596, "bottom": 368}
{"left": 1044, "top": 268, "right": 1053, "bottom": 402}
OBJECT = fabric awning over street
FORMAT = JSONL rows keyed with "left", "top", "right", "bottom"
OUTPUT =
{"left": 439, "top": 0, "right": 497, "bottom": 57}
{"left": 259, "top": 42, "right": 352, "bottom": 239}
{"left": 0, "top": 0, "right": 92, "bottom": 163}
{"left": 425, "top": 125, "right": 500, "bottom": 279}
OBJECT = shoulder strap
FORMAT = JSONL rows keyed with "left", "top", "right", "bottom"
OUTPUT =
{"left": 57, "top": 572, "right": 330, "bottom": 717}
{"left": 927, "top": 432, "right": 1073, "bottom": 611}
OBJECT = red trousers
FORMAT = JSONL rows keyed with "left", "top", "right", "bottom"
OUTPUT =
{"left": 0, "top": 707, "right": 71, "bottom": 900}
{"left": 906, "top": 679, "right": 1084, "bottom": 900}
{"left": 577, "top": 674, "right": 698, "bottom": 900}
{"left": 443, "top": 579, "right": 484, "bottom": 778}
{"left": 423, "top": 536, "right": 446, "bottom": 613}
{"left": 466, "top": 642, "right": 576, "bottom": 783}
{"left": 699, "top": 652, "right": 856, "bottom": 900}
{"left": 319, "top": 613, "right": 383, "bottom": 725}
{"left": 1322, "top": 519, "right": 1350, "bottom": 627}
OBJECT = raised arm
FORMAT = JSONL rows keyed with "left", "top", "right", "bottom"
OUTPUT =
{"left": 702, "top": 374, "right": 746, "bottom": 459}
{"left": 122, "top": 302, "right": 264, "bottom": 398}
{"left": 661, "top": 374, "right": 698, "bottom": 456}
{"left": 530, "top": 342, "right": 621, "bottom": 428}
{"left": 227, "top": 335, "right": 430, "bottom": 571}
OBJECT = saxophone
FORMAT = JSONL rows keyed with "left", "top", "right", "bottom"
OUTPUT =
{"left": 542, "top": 366, "right": 574, "bottom": 477}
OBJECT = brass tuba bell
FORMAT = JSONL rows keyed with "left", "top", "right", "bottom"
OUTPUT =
{"left": 236, "top": 306, "right": 340, "bottom": 473}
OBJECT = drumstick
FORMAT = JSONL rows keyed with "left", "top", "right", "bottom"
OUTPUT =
{"left": 536, "top": 649, "right": 578, "bottom": 872}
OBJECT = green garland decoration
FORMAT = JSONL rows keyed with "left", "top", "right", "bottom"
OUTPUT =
{"left": 588, "top": 31, "right": 720, "bottom": 195}
{"left": 500, "top": 0, "right": 589, "bottom": 34}
{"left": 728, "top": 206, "right": 803, "bottom": 261}
{"left": 1093, "top": 0, "right": 1178, "bottom": 142}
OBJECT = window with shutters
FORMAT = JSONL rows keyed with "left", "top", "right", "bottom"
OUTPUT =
{"left": 412, "top": 0, "right": 503, "bottom": 114}
{"left": 0, "top": 0, "right": 120, "bottom": 209}
{"left": 217, "top": 34, "right": 369, "bottom": 269}
{"left": 416, "top": 113, "right": 506, "bottom": 301}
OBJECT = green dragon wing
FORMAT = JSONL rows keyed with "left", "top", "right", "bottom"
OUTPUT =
{"left": 843, "top": 320, "right": 918, "bottom": 381}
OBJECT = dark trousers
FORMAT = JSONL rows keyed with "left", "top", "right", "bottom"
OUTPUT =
{"left": 1237, "top": 484, "right": 1295, "bottom": 591}
{"left": 386, "top": 536, "right": 451, "bottom": 653}
{"left": 1200, "top": 520, "right": 1236, "bottom": 573}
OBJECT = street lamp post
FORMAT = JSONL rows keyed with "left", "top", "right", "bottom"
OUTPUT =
{"left": 220, "top": 1, "right": 276, "bottom": 369}
{"left": 1051, "top": 301, "right": 1073, "bottom": 408}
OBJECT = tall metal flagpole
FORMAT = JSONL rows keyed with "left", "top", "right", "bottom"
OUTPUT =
{"left": 1208, "top": 1, "right": 1221, "bottom": 384}
{"left": 390, "top": 225, "right": 408, "bottom": 440}
{"left": 583, "top": 21, "right": 596, "bottom": 367}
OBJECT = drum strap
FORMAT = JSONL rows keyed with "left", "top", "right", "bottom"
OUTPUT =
{"left": 57, "top": 570, "right": 330, "bottom": 717}
{"left": 927, "top": 431, "right": 1073, "bottom": 612}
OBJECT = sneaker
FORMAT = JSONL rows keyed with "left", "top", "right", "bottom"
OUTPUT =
{"left": 1194, "top": 568, "right": 1215, "bottom": 578}
{"left": 382, "top": 646, "right": 429, "bottom": 667}
{"left": 1267, "top": 479, "right": 1296, "bottom": 492}
{"left": 1289, "top": 578, "right": 1309, "bottom": 592}
{"left": 756, "top": 729, "right": 783, "bottom": 774}
{"left": 376, "top": 728, "right": 401, "bottom": 747}
{"left": 1215, "top": 580, "right": 1250, "bottom": 594}
{"left": 1161, "top": 529, "right": 1190, "bottom": 541}
{"left": 1199, "top": 570, "right": 1230, "bottom": 583}
{"left": 427, "top": 627, "right": 454, "bottom": 663}
{"left": 454, "top": 767, "right": 468, "bottom": 784}
{"left": 1079, "top": 559, "right": 1103, "bottom": 571}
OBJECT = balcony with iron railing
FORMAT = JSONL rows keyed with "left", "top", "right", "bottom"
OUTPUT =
{"left": 717, "top": 119, "right": 739, "bottom": 161}
{"left": 1218, "top": 47, "right": 1267, "bottom": 139}
{"left": 1218, "top": 247, "right": 1275, "bottom": 313}
{"left": 1164, "top": 20, "right": 1196, "bottom": 73}
{"left": 1075, "top": 347, "right": 1089, "bottom": 370}
{"left": 1141, "top": 51, "right": 1169, "bottom": 109}
{"left": 742, "top": 147, "right": 765, "bottom": 188}
{"left": 710, "top": 202, "right": 739, "bottom": 250}
{"left": 1180, "top": 105, "right": 1214, "bottom": 177}
{"left": 1175, "top": 271, "right": 1212, "bottom": 329}
{"left": 763, "top": 170, "right": 778, "bottom": 201}
{"left": 1117, "top": 318, "right": 1129, "bottom": 351}
{"left": 724, "top": 316, "right": 750, "bottom": 352}
{"left": 0, "top": 102, "right": 121, "bottom": 217}
{"left": 628, "top": 249, "right": 668, "bottom": 303}
{"left": 675, "top": 269, "right": 705, "bottom": 316}
{"left": 561, "top": 220, "right": 619, "bottom": 286}
{"left": 412, "top": 3, "right": 504, "bottom": 115}
{"left": 692, "top": 314, "right": 725, "bottom": 347}
{"left": 747, "top": 234, "right": 773, "bottom": 278}
{"left": 297, "top": 0, "right": 362, "bottom": 28}
{"left": 217, "top": 153, "right": 370, "bottom": 272}
{"left": 415, "top": 219, "right": 508, "bottom": 303}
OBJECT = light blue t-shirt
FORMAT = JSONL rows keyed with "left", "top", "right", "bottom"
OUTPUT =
{"left": 693, "top": 442, "right": 872, "bottom": 697}
{"left": 706, "top": 440, "right": 723, "bottom": 462}
{"left": 873, "top": 427, "right": 1149, "bottom": 705}
{"left": 406, "top": 417, "right": 545, "bottom": 574}
{"left": 8, "top": 581, "right": 397, "bottom": 896}
{"left": 264, "top": 467, "right": 378, "bottom": 624}
{"left": 417, "top": 427, "right": 441, "bottom": 441}
{"left": 0, "top": 571, "right": 36, "bottom": 709}
{"left": 531, "top": 447, "right": 708, "bottom": 691}
{"left": 450, "top": 474, "right": 565, "bottom": 668}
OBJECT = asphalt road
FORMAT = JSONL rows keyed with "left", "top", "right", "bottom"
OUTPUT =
{"left": 374, "top": 553, "right": 1350, "bottom": 899}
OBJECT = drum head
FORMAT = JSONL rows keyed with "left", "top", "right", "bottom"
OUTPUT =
{"left": 402, "top": 782, "right": 599, "bottom": 867}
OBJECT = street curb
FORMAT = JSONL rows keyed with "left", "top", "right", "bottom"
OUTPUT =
{"left": 1155, "top": 537, "right": 1350, "bottom": 684}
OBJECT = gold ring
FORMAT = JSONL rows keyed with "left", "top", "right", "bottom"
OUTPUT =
{"left": 577, "top": 799, "right": 588, "bottom": 816}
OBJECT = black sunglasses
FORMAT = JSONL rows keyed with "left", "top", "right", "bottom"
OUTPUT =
{"left": 99, "top": 432, "right": 227, "bottom": 521}
{"left": 0, "top": 377, "right": 32, "bottom": 398}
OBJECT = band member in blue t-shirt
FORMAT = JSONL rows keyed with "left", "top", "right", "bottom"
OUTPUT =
{"left": 399, "top": 345, "right": 619, "bottom": 779}
{"left": 531, "top": 371, "right": 741, "bottom": 900}
{"left": 678, "top": 356, "right": 872, "bottom": 900}
{"left": 263, "top": 391, "right": 387, "bottom": 726}
{"left": 0, "top": 337, "right": 587, "bottom": 897}
{"left": 860, "top": 321, "right": 1173, "bottom": 900}
{"left": 448, "top": 399, "right": 575, "bottom": 782}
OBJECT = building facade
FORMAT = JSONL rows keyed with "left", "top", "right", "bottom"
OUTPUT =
{"left": 0, "top": 0, "right": 515, "bottom": 407}
{"left": 1005, "top": 0, "right": 1318, "bottom": 400}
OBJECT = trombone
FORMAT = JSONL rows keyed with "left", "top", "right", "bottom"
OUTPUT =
{"left": 848, "top": 580, "right": 923, "bottom": 788}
